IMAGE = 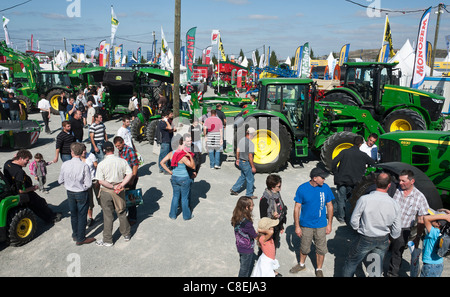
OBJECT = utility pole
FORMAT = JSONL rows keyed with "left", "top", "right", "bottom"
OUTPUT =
{"left": 431, "top": 3, "right": 444, "bottom": 76}
{"left": 173, "top": 0, "right": 181, "bottom": 117}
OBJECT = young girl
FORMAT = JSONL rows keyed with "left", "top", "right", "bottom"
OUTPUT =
{"left": 231, "top": 196, "right": 258, "bottom": 277}
{"left": 30, "top": 153, "right": 53, "bottom": 193}
{"left": 252, "top": 217, "right": 280, "bottom": 277}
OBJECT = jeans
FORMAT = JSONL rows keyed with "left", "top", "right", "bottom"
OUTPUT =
{"left": 67, "top": 190, "right": 89, "bottom": 243}
{"left": 388, "top": 228, "right": 411, "bottom": 277}
{"left": 208, "top": 148, "right": 221, "bottom": 168}
{"left": 59, "top": 111, "right": 66, "bottom": 122}
{"left": 41, "top": 111, "right": 50, "bottom": 133}
{"left": 91, "top": 140, "right": 104, "bottom": 163}
{"left": 10, "top": 110, "right": 20, "bottom": 121}
{"left": 169, "top": 175, "right": 192, "bottom": 220}
{"left": 420, "top": 263, "right": 444, "bottom": 277}
{"left": 159, "top": 142, "right": 171, "bottom": 171}
{"left": 335, "top": 185, "right": 353, "bottom": 222}
{"left": 231, "top": 160, "right": 254, "bottom": 196}
{"left": 238, "top": 252, "right": 256, "bottom": 277}
{"left": 61, "top": 154, "right": 72, "bottom": 162}
{"left": 342, "top": 234, "right": 389, "bottom": 277}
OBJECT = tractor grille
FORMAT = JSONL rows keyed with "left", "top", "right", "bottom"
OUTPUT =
{"left": 379, "top": 139, "right": 401, "bottom": 163}
{"left": 411, "top": 145, "right": 430, "bottom": 173}
{"left": 420, "top": 95, "right": 444, "bottom": 121}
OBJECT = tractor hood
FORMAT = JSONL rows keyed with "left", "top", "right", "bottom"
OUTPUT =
{"left": 139, "top": 68, "right": 173, "bottom": 83}
{"left": 384, "top": 85, "right": 445, "bottom": 102}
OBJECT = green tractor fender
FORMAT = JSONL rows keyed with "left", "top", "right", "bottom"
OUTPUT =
{"left": 323, "top": 87, "right": 364, "bottom": 106}
{"left": 381, "top": 104, "right": 432, "bottom": 131}
{"left": 0, "top": 195, "right": 20, "bottom": 242}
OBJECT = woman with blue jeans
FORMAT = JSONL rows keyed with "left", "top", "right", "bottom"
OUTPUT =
{"left": 160, "top": 137, "right": 195, "bottom": 220}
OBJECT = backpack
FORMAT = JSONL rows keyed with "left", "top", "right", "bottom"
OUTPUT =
{"left": 28, "top": 160, "right": 37, "bottom": 176}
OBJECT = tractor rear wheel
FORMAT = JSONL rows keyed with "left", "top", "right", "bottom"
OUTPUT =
{"left": 146, "top": 119, "right": 159, "bottom": 145}
{"left": 47, "top": 89, "right": 64, "bottom": 115}
{"left": 130, "top": 118, "right": 147, "bottom": 142}
{"left": 251, "top": 120, "right": 292, "bottom": 173}
{"left": 8, "top": 208, "right": 37, "bottom": 247}
{"left": 320, "top": 131, "right": 358, "bottom": 171}
{"left": 382, "top": 109, "right": 426, "bottom": 132}
{"left": 17, "top": 95, "right": 32, "bottom": 113}
{"left": 322, "top": 92, "right": 358, "bottom": 106}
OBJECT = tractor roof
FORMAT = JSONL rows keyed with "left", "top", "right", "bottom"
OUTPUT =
{"left": 344, "top": 62, "right": 399, "bottom": 68}
{"left": 258, "top": 77, "right": 314, "bottom": 85}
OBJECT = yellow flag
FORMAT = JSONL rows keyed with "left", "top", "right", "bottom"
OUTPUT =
{"left": 382, "top": 15, "right": 395, "bottom": 57}
{"left": 218, "top": 35, "right": 226, "bottom": 61}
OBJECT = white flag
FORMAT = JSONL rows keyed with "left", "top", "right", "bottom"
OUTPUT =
{"left": 211, "top": 30, "right": 219, "bottom": 45}
{"left": 2, "top": 16, "right": 11, "bottom": 47}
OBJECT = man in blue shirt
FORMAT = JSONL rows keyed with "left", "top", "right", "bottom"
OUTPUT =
{"left": 290, "top": 167, "right": 335, "bottom": 277}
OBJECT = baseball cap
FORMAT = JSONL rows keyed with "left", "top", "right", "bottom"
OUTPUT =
{"left": 247, "top": 127, "right": 257, "bottom": 136}
{"left": 310, "top": 167, "right": 329, "bottom": 179}
{"left": 258, "top": 217, "right": 279, "bottom": 230}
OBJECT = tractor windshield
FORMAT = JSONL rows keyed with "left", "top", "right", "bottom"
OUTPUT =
{"left": 40, "top": 72, "right": 72, "bottom": 88}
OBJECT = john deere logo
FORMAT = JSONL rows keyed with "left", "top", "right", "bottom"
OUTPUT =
{"left": 362, "top": 113, "right": 367, "bottom": 118}
{"left": 400, "top": 140, "right": 411, "bottom": 146}
{"left": 116, "top": 76, "right": 122, "bottom": 81}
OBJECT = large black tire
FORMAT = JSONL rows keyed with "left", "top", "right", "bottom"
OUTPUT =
{"left": 322, "top": 92, "right": 358, "bottom": 106}
{"left": 130, "top": 118, "right": 147, "bottom": 142}
{"left": 320, "top": 131, "right": 358, "bottom": 171}
{"left": 17, "top": 95, "right": 32, "bottom": 113}
{"left": 7, "top": 208, "right": 37, "bottom": 247}
{"left": 47, "top": 89, "right": 64, "bottom": 115}
{"left": 349, "top": 162, "right": 443, "bottom": 219}
{"left": 146, "top": 119, "right": 159, "bottom": 145}
{"left": 382, "top": 109, "right": 426, "bottom": 132}
{"left": 242, "top": 118, "right": 292, "bottom": 173}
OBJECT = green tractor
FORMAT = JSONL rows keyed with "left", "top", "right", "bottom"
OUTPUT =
{"left": 376, "top": 130, "right": 450, "bottom": 206}
{"left": 323, "top": 62, "right": 447, "bottom": 133}
{"left": 0, "top": 41, "right": 75, "bottom": 115}
{"left": 0, "top": 172, "right": 37, "bottom": 247}
{"left": 234, "top": 77, "right": 387, "bottom": 173}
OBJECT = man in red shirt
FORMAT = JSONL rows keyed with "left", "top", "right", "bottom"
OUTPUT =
{"left": 203, "top": 109, "right": 223, "bottom": 169}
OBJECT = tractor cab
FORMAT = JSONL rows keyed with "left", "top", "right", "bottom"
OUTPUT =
{"left": 37, "top": 70, "right": 73, "bottom": 95}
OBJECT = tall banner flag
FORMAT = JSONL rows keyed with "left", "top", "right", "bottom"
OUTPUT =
{"left": 2, "top": 16, "right": 11, "bottom": 47}
{"left": 296, "top": 46, "right": 303, "bottom": 77}
{"left": 211, "top": 30, "right": 219, "bottom": 45}
{"left": 426, "top": 41, "right": 432, "bottom": 67}
{"left": 411, "top": 6, "right": 432, "bottom": 89}
{"left": 293, "top": 46, "right": 301, "bottom": 72}
{"left": 300, "top": 42, "right": 311, "bottom": 78}
{"left": 137, "top": 47, "right": 142, "bottom": 63}
{"left": 161, "top": 26, "right": 174, "bottom": 70}
{"left": 252, "top": 51, "right": 257, "bottom": 67}
{"left": 109, "top": 6, "right": 119, "bottom": 67}
{"left": 382, "top": 15, "right": 395, "bottom": 57}
{"left": 378, "top": 43, "right": 390, "bottom": 63}
{"left": 186, "top": 27, "right": 197, "bottom": 81}
{"left": 218, "top": 34, "right": 226, "bottom": 61}
{"left": 180, "top": 46, "right": 185, "bottom": 67}
{"left": 205, "top": 45, "right": 212, "bottom": 65}
{"left": 98, "top": 40, "right": 106, "bottom": 67}
{"left": 338, "top": 44, "right": 350, "bottom": 66}
{"left": 446, "top": 35, "right": 450, "bottom": 55}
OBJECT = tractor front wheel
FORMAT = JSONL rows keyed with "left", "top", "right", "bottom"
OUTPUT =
{"left": 320, "top": 131, "right": 358, "bottom": 171}
{"left": 382, "top": 109, "right": 426, "bottom": 132}
{"left": 8, "top": 208, "right": 37, "bottom": 247}
{"left": 130, "top": 118, "right": 147, "bottom": 142}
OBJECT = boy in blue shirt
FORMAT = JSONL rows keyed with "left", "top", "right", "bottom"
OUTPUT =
{"left": 290, "top": 167, "right": 335, "bottom": 277}
{"left": 421, "top": 211, "right": 450, "bottom": 277}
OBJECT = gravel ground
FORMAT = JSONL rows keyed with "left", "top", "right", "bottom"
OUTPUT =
{"left": 1, "top": 91, "right": 449, "bottom": 279}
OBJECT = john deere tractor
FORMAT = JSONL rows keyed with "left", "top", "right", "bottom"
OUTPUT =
{"left": 0, "top": 171, "right": 37, "bottom": 247}
{"left": 323, "top": 62, "right": 446, "bottom": 133}
{"left": 234, "top": 77, "right": 386, "bottom": 173}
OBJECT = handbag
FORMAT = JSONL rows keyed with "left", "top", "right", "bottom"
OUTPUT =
{"left": 125, "top": 188, "right": 143, "bottom": 207}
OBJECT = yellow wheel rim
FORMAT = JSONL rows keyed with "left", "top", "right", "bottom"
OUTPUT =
{"left": 19, "top": 100, "right": 28, "bottom": 110}
{"left": 50, "top": 94, "right": 60, "bottom": 111}
{"left": 252, "top": 129, "right": 281, "bottom": 165}
{"left": 16, "top": 218, "right": 33, "bottom": 239}
{"left": 332, "top": 143, "right": 353, "bottom": 160}
{"left": 390, "top": 119, "right": 412, "bottom": 131}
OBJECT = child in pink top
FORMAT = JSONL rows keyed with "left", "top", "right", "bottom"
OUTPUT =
{"left": 251, "top": 217, "right": 280, "bottom": 277}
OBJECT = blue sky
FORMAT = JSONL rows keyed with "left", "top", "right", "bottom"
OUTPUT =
{"left": 2, "top": 0, "right": 449, "bottom": 60}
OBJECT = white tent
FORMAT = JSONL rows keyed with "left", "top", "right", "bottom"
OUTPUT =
{"left": 388, "top": 39, "right": 435, "bottom": 87}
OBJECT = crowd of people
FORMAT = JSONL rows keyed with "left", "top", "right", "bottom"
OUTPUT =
{"left": 1, "top": 83, "right": 449, "bottom": 277}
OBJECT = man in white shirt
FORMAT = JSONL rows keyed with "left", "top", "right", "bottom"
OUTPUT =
{"left": 360, "top": 133, "right": 378, "bottom": 161}
{"left": 116, "top": 115, "right": 136, "bottom": 151}
{"left": 38, "top": 94, "right": 51, "bottom": 133}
